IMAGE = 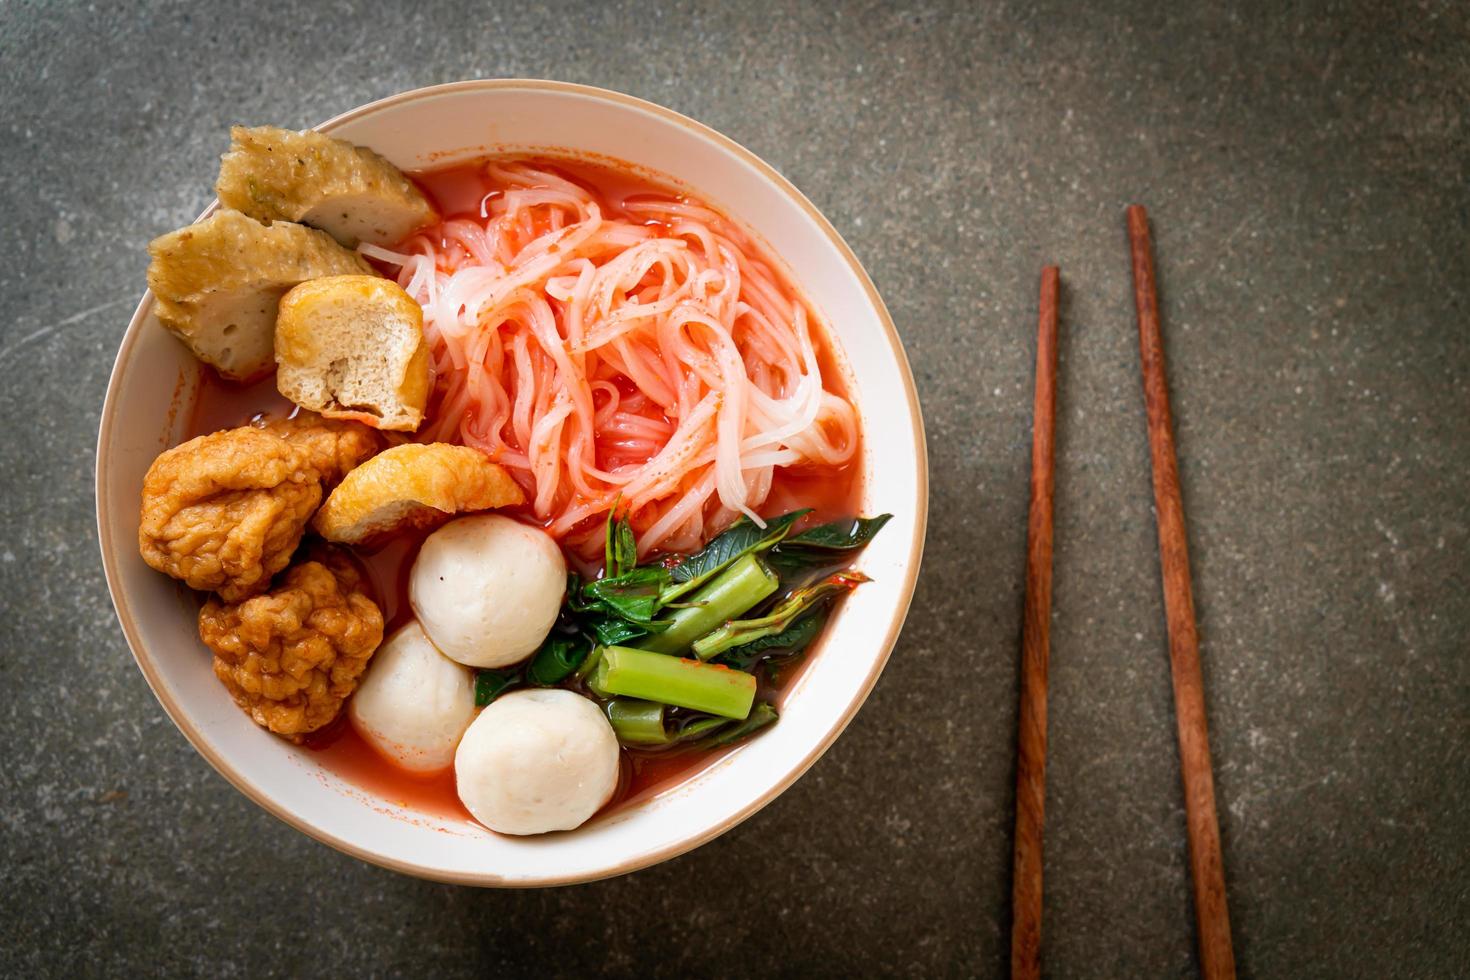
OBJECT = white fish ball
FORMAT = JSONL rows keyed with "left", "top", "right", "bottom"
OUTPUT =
{"left": 349, "top": 620, "right": 477, "bottom": 773}
{"left": 454, "top": 689, "right": 620, "bottom": 835}
{"left": 410, "top": 514, "right": 566, "bottom": 669}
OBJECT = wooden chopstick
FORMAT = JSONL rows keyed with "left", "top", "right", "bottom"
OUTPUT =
{"left": 1010, "top": 265, "right": 1059, "bottom": 980}
{"left": 1126, "top": 205, "right": 1237, "bottom": 980}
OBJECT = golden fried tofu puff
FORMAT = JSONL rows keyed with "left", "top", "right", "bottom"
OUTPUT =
{"left": 216, "top": 125, "right": 438, "bottom": 248}
{"left": 200, "top": 545, "right": 384, "bottom": 741}
{"left": 138, "top": 413, "right": 378, "bottom": 601}
{"left": 274, "top": 275, "right": 431, "bottom": 432}
{"left": 313, "top": 443, "right": 525, "bottom": 546}
{"left": 146, "top": 210, "right": 370, "bottom": 381}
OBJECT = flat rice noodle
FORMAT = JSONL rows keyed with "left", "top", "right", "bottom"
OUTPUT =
{"left": 372, "top": 160, "right": 858, "bottom": 558}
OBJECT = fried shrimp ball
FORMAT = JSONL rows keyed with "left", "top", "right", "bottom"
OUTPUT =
{"left": 138, "top": 412, "right": 377, "bottom": 601}
{"left": 200, "top": 546, "right": 384, "bottom": 741}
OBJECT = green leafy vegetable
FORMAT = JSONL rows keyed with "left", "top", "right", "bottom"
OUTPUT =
{"left": 767, "top": 514, "right": 892, "bottom": 575}
{"left": 782, "top": 514, "right": 892, "bottom": 550}
{"left": 574, "top": 512, "right": 679, "bottom": 637}
{"left": 715, "top": 608, "right": 827, "bottom": 672}
{"left": 660, "top": 509, "right": 810, "bottom": 603}
{"left": 605, "top": 504, "right": 639, "bottom": 579}
{"left": 474, "top": 668, "right": 521, "bottom": 707}
{"left": 565, "top": 572, "right": 591, "bottom": 610}
{"left": 527, "top": 635, "right": 592, "bottom": 686}
{"left": 583, "top": 566, "right": 670, "bottom": 623}
{"left": 534, "top": 510, "right": 890, "bottom": 758}
{"left": 588, "top": 614, "right": 650, "bottom": 647}
{"left": 692, "top": 570, "right": 871, "bottom": 659}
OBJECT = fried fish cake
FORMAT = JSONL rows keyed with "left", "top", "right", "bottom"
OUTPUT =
{"left": 216, "top": 125, "right": 438, "bottom": 248}
{"left": 312, "top": 443, "right": 525, "bottom": 545}
{"left": 255, "top": 412, "right": 381, "bottom": 489}
{"left": 138, "top": 413, "right": 378, "bottom": 600}
{"left": 147, "top": 210, "right": 370, "bottom": 380}
{"left": 200, "top": 545, "right": 383, "bottom": 740}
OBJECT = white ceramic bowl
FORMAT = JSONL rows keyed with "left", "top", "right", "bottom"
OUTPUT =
{"left": 96, "top": 80, "right": 927, "bottom": 886}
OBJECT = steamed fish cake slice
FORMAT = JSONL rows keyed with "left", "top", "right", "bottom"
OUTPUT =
{"left": 313, "top": 443, "right": 526, "bottom": 545}
{"left": 146, "top": 210, "right": 370, "bottom": 380}
{"left": 275, "top": 275, "right": 430, "bottom": 431}
{"left": 216, "top": 125, "right": 438, "bottom": 248}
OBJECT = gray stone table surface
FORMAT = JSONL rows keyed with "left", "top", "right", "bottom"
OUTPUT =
{"left": 2, "top": 1, "right": 1465, "bottom": 977}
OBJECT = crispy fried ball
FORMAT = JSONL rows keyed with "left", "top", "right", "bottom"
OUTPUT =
{"left": 138, "top": 413, "right": 377, "bottom": 601}
{"left": 200, "top": 546, "right": 384, "bottom": 741}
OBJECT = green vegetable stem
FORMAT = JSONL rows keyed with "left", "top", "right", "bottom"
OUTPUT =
{"left": 605, "top": 699, "right": 670, "bottom": 744}
{"left": 659, "top": 509, "right": 808, "bottom": 604}
{"left": 695, "top": 701, "right": 779, "bottom": 749}
{"left": 692, "top": 570, "right": 870, "bottom": 660}
{"left": 637, "top": 553, "right": 779, "bottom": 655}
{"left": 593, "top": 646, "right": 756, "bottom": 720}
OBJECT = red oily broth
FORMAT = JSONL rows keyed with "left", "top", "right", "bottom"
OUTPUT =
{"left": 182, "top": 155, "right": 865, "bottom": 827}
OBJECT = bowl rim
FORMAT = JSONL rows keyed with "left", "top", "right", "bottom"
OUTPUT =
{"left": 95, "top": 78, "right": 929, "bottom": 886}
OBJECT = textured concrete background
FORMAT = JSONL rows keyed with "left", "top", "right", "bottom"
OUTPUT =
{"left": 2, "top": 1, "right": 1466, "bottom": 977}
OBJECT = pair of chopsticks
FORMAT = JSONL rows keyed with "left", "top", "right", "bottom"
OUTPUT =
{"left": 1009, "top": 207, "right": 1236, "bottom": 979}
